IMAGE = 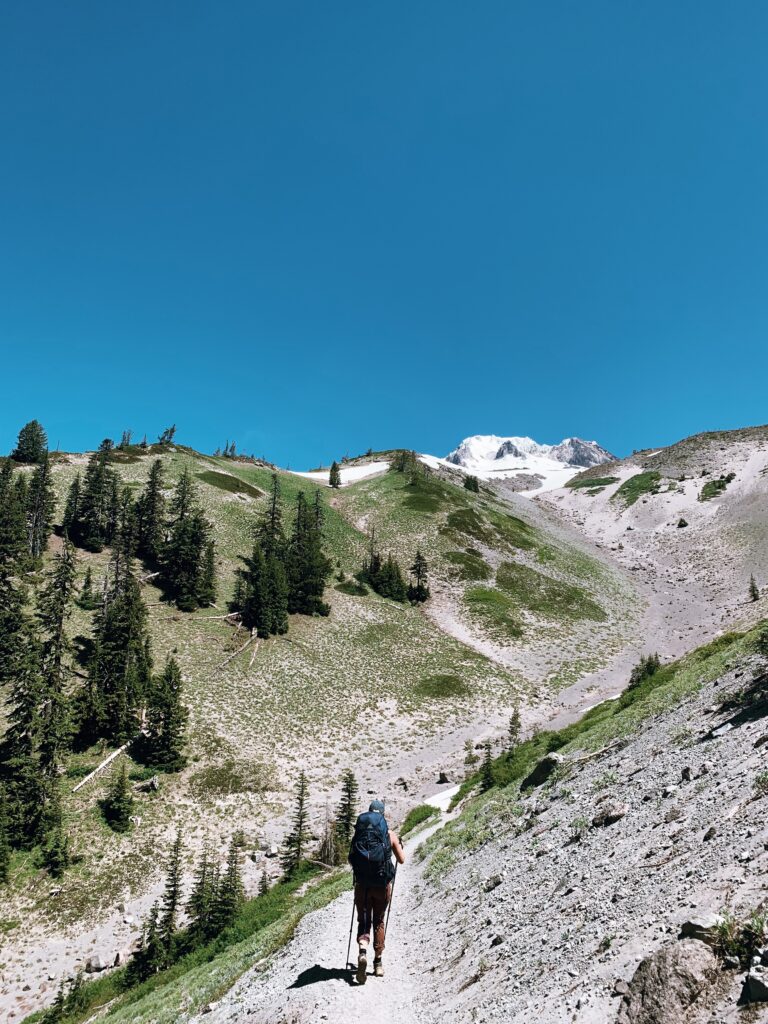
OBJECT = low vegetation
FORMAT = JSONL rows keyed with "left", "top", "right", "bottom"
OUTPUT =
{"left": 400, "top": 803, "right": 440, "bottom": 836}
{"left": 700, "top": 472, "right": 736, "bottom": 502}
{"left": 611, "top": 470, "right": 662, "bottom": 507}
{"left": 565, "top": 476, "right": 619, "bottom": 490}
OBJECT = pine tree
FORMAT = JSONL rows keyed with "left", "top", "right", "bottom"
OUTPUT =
{"left": 334, "top": 769, "right": 358, "bottom": 860}
{"left": 12, "top": 420, "right": 48, "bottom": 464}
{"left": 43, "top": 980, "right": 66, "bottom": 1024}
{"left": 78, "top": 566, "right": 99, "bottom": 610}
{"left": 159, "top": 830, "right": 184, "bottom": 950}
{"left": 83, "top": 561, "right": 153, "bottom": 743}
{"left": 61, "top": 473, "right": 81, "bottom": 539}
{"left": 0, "top": 787, "right": 10, "bottom": 883}
{"left": 127, "top": 902, "right": 165, "bottom": 982}
{"left": 749, "top": 574, "right": 760, "bottom": 602}
{"left": 41, "top": 787, "right": 70, "bottom": 877}
{"left": 26, "top": 452, "right": 55, "bottom": 560}
{"left": 211, "top": 837, "right": 245, "bottom": 931}
{"left": 464, "top": 475, "right": 480, "bottom": 493}
{"left": 480, "top": 742, "right": 494, "bottom": 792}
{"left": 136, "top": 459, "right": 166, "bottom": 565}
{"left": 329, "top": 461, "right": 341, "bottom": 488}
{"left": 286, "top": 493, "right": 331, "bottom": 616}
{"left": 0, "top": 461, "right": 29, "bottom": 567}
{"left": 507, "top": 707, "right": 521, "bottom": 759}
{"left": 198, "top": 541, "right": 217, "bottom": 607}
{"left": 145, "top": 657, "right": 188, "bottom": 771}
{"left": 281, "top": 771, "right": 310, "bottom": 875}
{"left": 119, "top": 430, "right": 133, "bottom": 449}
{"left": 101, "top": 761, "right": 134, "bottom": 832}
{"left": 258, "top": 474, "right": 286, "bottom": 558}
{"left": 408, "top": 549, "right": 430, "bottom": 603}
{"left": 36, "top": 539, "right": 77, "bottom": 775}
{"left": 187, "top": 848, "right": 216, "bottom": 939}
{"left": 158, "top": 425, "right": 177, "bottom": 445}
{"left": 259, "top": 870, "right": 269, "bottom": 896}
{"left": 71, "top": 448, "right": 120, "bottom": 551}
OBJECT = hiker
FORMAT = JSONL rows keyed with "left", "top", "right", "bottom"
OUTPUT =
{"left": 348, "top": 799, "right": 405, "bottom": 984}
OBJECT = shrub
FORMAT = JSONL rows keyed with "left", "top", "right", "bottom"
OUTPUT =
{"left": 611, "top": 471, "right": 662, "bottom": 507}
{"left": 400, "top": 804, "right": 439, "bottom": 836}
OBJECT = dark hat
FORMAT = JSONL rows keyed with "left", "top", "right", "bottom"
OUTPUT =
{"left": 369, "top": 799, "right": 385, "bottom": 813}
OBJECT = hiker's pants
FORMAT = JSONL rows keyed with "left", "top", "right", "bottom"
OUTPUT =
{"left": 355, "top": 882, "right": 392, "bottom": 955}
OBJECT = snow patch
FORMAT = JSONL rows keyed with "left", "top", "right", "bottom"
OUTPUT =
{"left": 289, "top": 461, "right": 391, "bottom": 487}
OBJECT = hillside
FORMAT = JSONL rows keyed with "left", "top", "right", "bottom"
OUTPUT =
{"left": 0, "top": 440, "right": 636, "bottom": 1021}
{"left": 3, "top": 422, "right": 768, "bottom": 1024}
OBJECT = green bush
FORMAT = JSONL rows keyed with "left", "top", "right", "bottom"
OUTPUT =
{"left": 195, "top": 471, "right": 263, "bottom": 499}
{"left": 444, "top": 550, "right": 491, "bottom": 582}
{"left": 566, "top": 476, "right": 619, "bottom": 489}
{"left": 400, "top": 804, "right": 439, "bottom": 836}
{"left": 700, "top": 472, "right": 736, "bottom": 502}
{"left": 414, "top": 674, "right": 471, "bottom": 700}
{"left": 611, "top": 471, "right": 661, "bottom": 507}
{"left": 335, "top": 580, "right": 369, "bottom": 596}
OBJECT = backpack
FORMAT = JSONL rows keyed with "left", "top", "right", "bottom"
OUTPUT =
{"left": 348, "top": 811, "right": 395, "bottom": 886}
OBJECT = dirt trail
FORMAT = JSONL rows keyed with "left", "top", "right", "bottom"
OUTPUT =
{"left": 198, "top": 793, "right": 459, "bottom": 1024}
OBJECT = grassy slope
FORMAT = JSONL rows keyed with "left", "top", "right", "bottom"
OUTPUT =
{"left": 2, "top": 449, "right": 516, "bottom": 932}
{"left": 335, "top": 465, "right": 639, "bottom": 690}
{"left": 418, "top": 624, "right": 764, "bottom": 878}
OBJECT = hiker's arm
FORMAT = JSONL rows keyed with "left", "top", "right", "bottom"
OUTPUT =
{"left": 389, "top": 830, "right": 405, "bottom": 864}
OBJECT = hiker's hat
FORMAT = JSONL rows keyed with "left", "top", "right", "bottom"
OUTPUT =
{"left": 369, "top": 799, "right": 385, "bottom": 813}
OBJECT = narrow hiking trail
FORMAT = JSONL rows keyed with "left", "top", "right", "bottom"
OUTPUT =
{"left": 196, "top": 791, "right": 459, "bottom": 1024}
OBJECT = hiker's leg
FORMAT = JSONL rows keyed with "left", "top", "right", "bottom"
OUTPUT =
{"left": 355, "top": 884, "right": 371, "bottom": 946}
{"left": 372, "top": 884, "right": 391, "bottom": 956}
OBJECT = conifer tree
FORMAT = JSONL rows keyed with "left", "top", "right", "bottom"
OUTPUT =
{"left": 480, "top": 741, "right": 494, "bottom": 792}
{"left": 158, "top": 425, "right": 177, "bottom": 445}
{"left": 159, "top": 830, "right": 184, "bottom": 950}
{"left": 78, "top": 566, "right": 99, "bottom": 610}
{"left": 61, "top": 473, "right": 81, "bottom": 539}
{"left": 12, "top": 420, "right": 48, "bottom": 464}
{"left": 259, "top": 870, "right": 269, "bottom": 896}
{"left": 464, "top": 475, "right": 480, "bottom": 493}
{"left": 71, "top": 448, "right": 120, "bottom": 551}
{"left": 0, "top": 461, "right": 29, "bottom": 567}
{"left": 329, "top": 461, "right": 341, "bottom": 488}
{"left": 26, "top": 452, "right": 55, "bottom": 560}
{"left": 281, "top": 771, "right": 310, "bottom": 875}
{"left": 101, "top": 761, "right": 134, "bottom": 832}
{"left": 119, "top": 430, "right": 133, "bottom": 449}
{"left": 83, "top": 559, "right": 153, "bottom": 743}
{"left": 211, "top": 837, "right": 245, "bottom": 931}
{"left": 187, "top": 848, "right": 216, "bottom": 940}
{"left": 127, "top": 902, "right": 165, "bottom": 982}
{"left": 286, "top": 493, "right": 331, "bottom": 616}
{"left": 136, "top": 459, "right": 166, "bottom": 565}
{"left": 507, "top": 707, "right": 522, "bottom": 759}
{"left": 258, "top": 474, "right": 285, "bottom": 557}
{"left": 36, "top": 539, "right": 77, "bottom": 775}
{"left": 749, "top": 574, "right": 760, "bottom": 602}
{"left": 41, "top": 786, "right": 70, "bottom": 877}
{"left": 407, "top": 549, "right": 430, "bottom": 604}
{"left": 334, "top": 769, "right": 358, "bottom": 859}
{"left": 0, "top": 787, "right": 10, "bottom": 883}
{"left": 162, "top": 470, "right": 216, "bottom": 610}
{"left": 145, "top": 657, "right": 188, "bottom": 771}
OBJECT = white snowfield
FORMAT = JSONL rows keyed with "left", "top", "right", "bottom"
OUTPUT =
{"left": 422, "top": 433, "right": 614, "bottom": 495}
{"left": 289, "top": 460, "right": 391, "bottom": 486}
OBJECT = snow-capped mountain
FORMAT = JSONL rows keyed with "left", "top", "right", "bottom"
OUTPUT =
{"left": 424, "top": 434, "right": 615, "bottom": 493}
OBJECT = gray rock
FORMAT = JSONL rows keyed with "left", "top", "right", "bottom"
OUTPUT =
{"left": 680, "top": 766, "right": 692, "bottom": 782}
{"left": 678, "top": 913, "right": 723, "bottom": 947}
{"left": 613, "top": 979, "right": 630, "bottom": 996}
{"left": 616, "top": 939, "right": 718, "bottom": 1023}
{"left": 265, "top": 844, "right": 279, "bottom": 858}
{"left": 484, "top": 874, "right": 503, "bottom": 892}
{"left": 521, "top": 753, "right": 564, "bottom": 791}
{"left": 592, "top": 802, "right": 629, "bottom": 828}
{"left": 85, "top": 955, "right": 109, "bottom": 973}
{"left": 437, "top": 771, "right": 451, "bottom": 785}
{"left": 703, "top": 825, "right": 717, "bottom": 841}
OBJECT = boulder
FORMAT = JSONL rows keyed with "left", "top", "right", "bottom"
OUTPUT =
{"left": 437, "top": 771, "right": 451, "bottom": 785}
{"left": 703, "top": 826, "right": 717, "bottom": 842}
{"left": 483, "top": 874, "right": 503, "bottom": 892}
{"left": 265, "top": 844, "right": 279, "bottom": 858}
{"left": 678, "top": 913, "right": 723, "bottom": 947}
{"left": 85, "top": 955, "right": 109, "bottom": 974}
{"left": 592, "top": 802, "right": 628, "bottom": 828}
{"left": 521, "top": 753, "right": 564, "bottom": 791}
{"left": 616, "top": 939, "right": 718, "bottom": 1024}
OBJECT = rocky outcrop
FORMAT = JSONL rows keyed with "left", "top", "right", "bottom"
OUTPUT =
{"left": 520, "top": 752, "right": 564, "bottom": 790}
{"left": 615, "top": 939, "right": 718, "bottom": 1023}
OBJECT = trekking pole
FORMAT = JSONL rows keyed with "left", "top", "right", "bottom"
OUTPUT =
{"left": 384, "top": 861, "right": 398, "bottom": 941}
{"left": 345, "top": 882, "right": 356, "bottom": 969}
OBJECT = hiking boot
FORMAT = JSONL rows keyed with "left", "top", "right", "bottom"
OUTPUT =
{"left": 356, "top": 945, "right": 368, "bottom": 985}
{"left": 374, "top": 958, "right": 384, "bottom": 978}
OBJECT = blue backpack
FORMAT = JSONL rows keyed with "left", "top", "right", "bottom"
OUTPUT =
{"left": 348, "top": 811, "right": 395, "bottom": 886}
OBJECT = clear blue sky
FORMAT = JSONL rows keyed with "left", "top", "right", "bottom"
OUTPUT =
{"left": 1, "top": 2, "right": 767, "bottom": 466}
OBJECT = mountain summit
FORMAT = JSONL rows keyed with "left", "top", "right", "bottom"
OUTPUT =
{"left": 440, "top": 434, "right": 614, "bottom": 491}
